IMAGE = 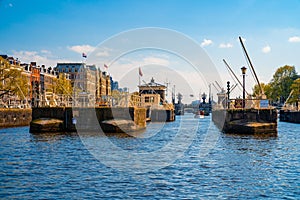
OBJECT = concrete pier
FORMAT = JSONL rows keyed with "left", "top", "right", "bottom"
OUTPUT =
{"left": 30, "top": 107, "right": 147, "bottom": 133}
{"left": 150, "top": 109, "right": 175, "bottom": 122}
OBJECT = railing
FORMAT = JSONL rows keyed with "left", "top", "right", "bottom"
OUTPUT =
{"left": 281, "top": 102, "right": 300, "bottom": 111}
{"left": 1, "top": 92, "right": 174, "bottom": 109}
{"left": 214, "top": 98, "right": 274, "bottom": 110}
{"left": 0, "top": 94, "right": 30, "bottom": 108}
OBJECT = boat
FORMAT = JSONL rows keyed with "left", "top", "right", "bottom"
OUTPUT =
{"left": 212, "top": 106, "right": 277, "bottom": 135}
{"left": 174, "top": 93, "right": 185, "bottom": 115}
{"left": 194, "top": 92, "right": 211, "bottom": 118}
{"left": 194, "top": 110, "right": 205, "bottom": 118}
{"left": 212, "top": 36, "right": 278, "bottom": 135}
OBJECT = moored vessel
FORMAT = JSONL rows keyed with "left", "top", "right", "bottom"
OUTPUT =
{"left": 212, "top": 36, "right": 277, "bottom": 135}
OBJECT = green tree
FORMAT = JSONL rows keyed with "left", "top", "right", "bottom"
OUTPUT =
{"left": 289, "top": 78, "right": 300, "bottom": 104}
{"left": 55, "top": 73, "right": 72, "bottom": 95}
{"left": 252, "top": 82, "right": 271, "bottom": 98}
{"left": 268, "top": 65, "right": 297, "bottom": 104}
{"left": 0, "top": 57, "right": 28, "bottom": 100}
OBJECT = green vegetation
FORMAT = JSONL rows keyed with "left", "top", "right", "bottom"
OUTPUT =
{"left": 289, "top": 78, "right": 300, "bottom": 104}
{"left": 252, "top": 82, "right": 271, "bottom": 98}
{"left": 0, "top": 57, "right": 28, "bottom": 99}
{"left": 252, "top": 65, "right": 299, "bottom": 104}
{"left": 269, "top": 65, "right": 297, "bottom": 103}
{"left": 55, "top": 73, "right": 72, "bottom": 95}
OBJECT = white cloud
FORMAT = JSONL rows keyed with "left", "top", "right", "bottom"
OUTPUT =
{"left": 262, "top": 45, "right": 271, "bottom": 53}
{"left": 143, "top": 56, "right": 170, "bottom": 66}
{"left": 105, "top": 55, "right": 171, "bottom": 81}
{"left": 219, "top": 43, "right": 233, "bottom": 48}
{"left": 41, "top": 49, "right": 51, "bottom": 54}
{"left": 201, "top": 39, "right": 213, "bottom": 47}
{"left": 95, "top": 47, "right": 113, "bottom": 57}
{"left": 96, "top": 51, "right": 110, "bottom": 57}
{"left": 12, "top": 50, "right": 71, "bottom": 67}
{"left": 67, "top": 44, "right": 96, "bottom": 54}
{"left": 288, "top": 36, "right": 300, "bottom": 43}
{"left": 108, "top": 59, "right": 205, "bottom": 104}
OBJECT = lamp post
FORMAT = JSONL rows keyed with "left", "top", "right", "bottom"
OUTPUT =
{"left": 241, "top": 66, "right": 247, "bottom": 108}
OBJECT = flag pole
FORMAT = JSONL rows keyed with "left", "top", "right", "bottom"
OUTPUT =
{"left": 139, "top": 71, "right": 141, "bottom": 86}
{"left": 104, "top": 64, "right": 108, "bottom": 73}
{"left": 138, "top": 67, "right": 143, "bottom": 86}
{"left": 82, "top": 53, "right": 87, "bottom": 64}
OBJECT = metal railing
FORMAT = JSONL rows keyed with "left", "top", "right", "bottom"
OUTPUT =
{"left": 214, "top": 98, "right": 274, "bottom": 110}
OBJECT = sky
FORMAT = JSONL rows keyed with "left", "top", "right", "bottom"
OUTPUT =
{"left": 1, "top": 0, "right": 300, "bottom": 103}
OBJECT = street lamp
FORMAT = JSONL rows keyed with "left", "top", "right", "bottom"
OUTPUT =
{"left": 241, "top": 66, "right": 247, "bottom": 108}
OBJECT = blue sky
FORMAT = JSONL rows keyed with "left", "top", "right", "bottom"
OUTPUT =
{"left": 1, "top": 0, "right": 300, "bottom": 102}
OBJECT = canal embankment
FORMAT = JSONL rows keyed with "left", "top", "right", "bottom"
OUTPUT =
{"left": 0, "top": 108, "right": 32, "bottom": 128}
{"left": 30, "top": 107, "right": 147, "bottom": 133}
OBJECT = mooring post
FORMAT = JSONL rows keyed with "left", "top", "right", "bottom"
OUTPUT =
{"left": 227, "top": 81, "right": 230, "bottom": 109}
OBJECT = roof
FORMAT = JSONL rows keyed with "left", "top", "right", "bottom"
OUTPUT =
{"left": 56, "top": 63, "right": 84, "bottom": 66}
{"left": 139, "top": 77, "right": 166, "bottom": 88}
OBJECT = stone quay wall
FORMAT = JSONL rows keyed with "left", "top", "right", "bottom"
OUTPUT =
{"left": 280, "top": 110, "right": 300, "bottom": 123}
{"left": 150, "top": 109, "right": 175, "bottom": 122}
{"left": 31, "top": 107, "right": 147, "bottom": 132}
{"left": 0, "top": 108, "right": 32, "bottom": 128}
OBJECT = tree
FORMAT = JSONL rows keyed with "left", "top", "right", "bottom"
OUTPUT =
{"left": 289, "top": 78, "right": 300, "bottom": 104}
{"left": 0, "top": 56, "right": 28, "bottom": 100}
{"left": 252, "top": 83, "right": 271, "bottom": 98}
{"left": 268, "top": 65, "right": 298, "bottom": 104}
{"left": 55, "top": 73, "right": 72, "bottom": 95}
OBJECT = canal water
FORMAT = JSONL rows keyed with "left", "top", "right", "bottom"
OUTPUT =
{"left": 0, "top": 114, "right": 299, "bottom": 199}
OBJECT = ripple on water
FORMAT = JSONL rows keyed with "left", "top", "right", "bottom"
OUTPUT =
{"left": 0, "top": 119, "right": 299, "bottom": 199}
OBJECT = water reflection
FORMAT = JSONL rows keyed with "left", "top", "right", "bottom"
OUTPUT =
{"left": 30, "top": 132, "right": 78, "bottom": 142}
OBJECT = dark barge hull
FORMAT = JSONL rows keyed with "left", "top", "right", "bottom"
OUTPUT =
{"left": 212, "top": 108, "right": 278, "bottom": 135}
{"left": 279, "top": 110, "right": 300, "bottom": 123}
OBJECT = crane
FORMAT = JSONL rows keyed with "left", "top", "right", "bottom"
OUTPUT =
{"left": 212, "top": 82, "right": 221, "bottom": 93}
{"left": 239, "top": 36, "right": 264, "bottom": 96}
{"left": 215, "top": 81, "right": 223, "bottom": 91}
{"left": 223, "top": 59, "right": 250, "bottom": 96}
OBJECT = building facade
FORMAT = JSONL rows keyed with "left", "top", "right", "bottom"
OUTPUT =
{"left": 139, "top": 77, "right": 166, "bottom": 104}
{"left": 138, "top": 77, "right": 167, "bottom": 108}
{"left": 56, "top": 63, "right": 112, "bottom": 105}
{"left": 1, "top": 55, "right": 116, "bottom": 108}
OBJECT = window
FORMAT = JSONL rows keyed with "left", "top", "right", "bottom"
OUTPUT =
{"left": 145, "top": 96, "right": 154, "bottom": 103}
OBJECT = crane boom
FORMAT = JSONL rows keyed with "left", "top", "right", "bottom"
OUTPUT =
{"left": 239, "top": 36, "right": 264, "bottom": 95}
{"left": 215, "top": 81, "right": 222, "bottom": 91}
{"left": 230, "top": 83, "right": 238, "bottom": 93}
{"left": 212, "top": 82, "right": 221, "bottom": 92}
{"left": 223, "top": 59, "right": 250, "bottom": 96}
